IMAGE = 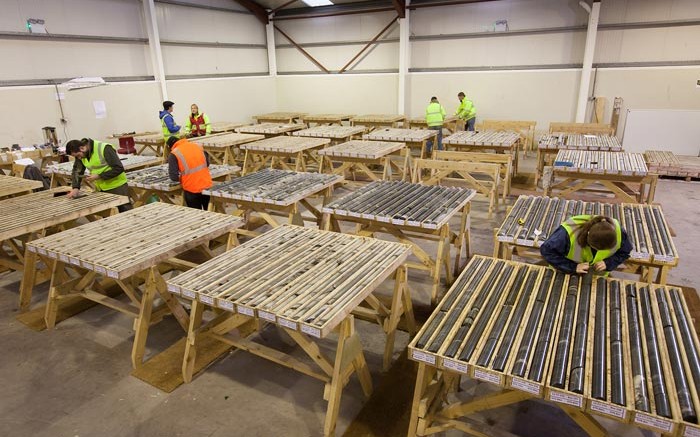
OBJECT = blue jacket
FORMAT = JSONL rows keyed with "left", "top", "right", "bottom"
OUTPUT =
{"left": 540, "top": 225, "right": 632, "bottom": 274}
{"left": 159, "top": 110, "right": 180, "bottom": 134}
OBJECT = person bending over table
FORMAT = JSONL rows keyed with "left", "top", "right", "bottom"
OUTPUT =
{"left": 166, "top": 136, "right": 212, "bottom": 210}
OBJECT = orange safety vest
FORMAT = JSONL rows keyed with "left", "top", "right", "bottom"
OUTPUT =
{"left": 189, "top": 113, "right": 207, "bottom": 137}
{"left": 171, "top": 139, "right": 212, "bottom": 193}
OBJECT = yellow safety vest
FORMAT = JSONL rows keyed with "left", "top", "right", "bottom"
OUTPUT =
{"left": 561, "top": 215, "right": 622, "bottom": 264}
{"left": 81, "top": 140, "right": 127, "bottom": 192}
{"left": 425, "top": 102, "right": 446, "bottom": 127}
{"left": 455, "top": 98, "right": 476, "bottom": 121}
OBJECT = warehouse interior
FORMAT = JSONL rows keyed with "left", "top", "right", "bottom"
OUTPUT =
{"left": 1, "top": 0, "right": 700, "bottom": 436}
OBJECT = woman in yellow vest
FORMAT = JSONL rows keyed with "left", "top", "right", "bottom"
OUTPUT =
{"left": 540, "top": 215, "right": 631, "bottom": 275}
{"left": 65, "top": 138, "right": 133, "bottom": 212}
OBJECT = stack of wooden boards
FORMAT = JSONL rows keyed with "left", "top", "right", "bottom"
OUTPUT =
{"left": 645, "top": 150, "right": 700, "bottom": 180}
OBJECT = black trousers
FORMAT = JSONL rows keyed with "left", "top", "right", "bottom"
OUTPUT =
{"left": 103, "top": 184, "right": 134, "bottom": 213}
{"left": 184, "top": 191, "right": 210, "bottom": 210}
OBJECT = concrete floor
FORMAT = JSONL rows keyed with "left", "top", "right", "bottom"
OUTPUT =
{"left": 1, "top": 154, "right": 698, "bottom": 437}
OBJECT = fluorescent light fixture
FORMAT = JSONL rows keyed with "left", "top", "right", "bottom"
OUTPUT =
{"left": 60, "top": 77, "right": 107, "bottom": 91}
{"left": 302, "top": 0, "right": 333, "bottom": 6}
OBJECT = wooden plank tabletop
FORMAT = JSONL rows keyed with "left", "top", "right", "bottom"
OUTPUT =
{"left": 0, "top": 147, "right": 55, "bottom": 165}
{"left": 237, "top": 123, "right": 305, "bottom": 135}
{"left": 407, "top": 116, "right": 459, "bottom": 127}
{"left": 204, "top": 169, "right": 342, "bottom": 206}
{"left": 0, "top": 188, "right": 129, "bottom": 241}
{"left": 166, "top": 224, "right": 410, "bottom": 338}
{"left": 0, "top": 175, "right": 44, "bottom": 198}
{"left": 301, "top": 113, "right": 355, "bottom": 123}
{"left": 363, "top": 128, "right": 436, "bottom": 142}
{"left": 45, "top": 154, "right": 162, "bottom": 175}
{"left": 351, "top": 114, "right": 406, "bottom": 123}
{"left": 539, "top": 134, "right": 622, "bottom": 151}
{"left": 132, "top": 133, "right": 164, "bottom": 145}
{"left": 496, "top": 195, "right": 678, "bottom": 265}
{"left": 26, "top": 202, "right": 243, "bottom": 280}
{"left": 409, "top": 255, "right": 699, "bottom": 435}
{"left": 126, "top": 164, "right": 239, "bottom": 191}
{"left": 292, "top": 125, "right": 366, "bottom": 139}
{"left": 322, "top": 180, "right": 476, "bottom": 230}
{"left": 209, "top": 121, "right": 251, "bottom": 133}
{"left": 253, "top": 112, "right": 307, "bottom": 121}
{"left": 240, "top": 136, "right": 330, "bottom": 153}
{"left": 553, "top": 150, "right": 648, "bottom": 176}
{"left": 192, "top": 132, "right": 265, "bottom": 148}
{"left": 444, "top": 130, "right": 520, "bottom": 147}
{"left": 318, "top": 140, "right": 405, "bottom": 159}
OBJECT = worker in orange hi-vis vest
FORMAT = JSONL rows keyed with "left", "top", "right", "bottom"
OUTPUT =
{"left": 185, "top": 104, "right": 211, "bottom": 137}
{"left": 166, "top": 136, "right": 212, "bottom": 210}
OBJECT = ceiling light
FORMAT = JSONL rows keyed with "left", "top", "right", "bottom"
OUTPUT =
{"left": 302, "top": 0, "right": 333, "bottom": 6}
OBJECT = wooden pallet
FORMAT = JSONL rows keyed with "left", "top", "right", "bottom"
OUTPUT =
{"left": 408, "top": 255, "right": 700, "bottom": 437}
{"left": 0, "top": 174, "right": 44, "bottom": 200}
{"left": 645, "top": 151, "right": 700, "bottom": 179}
{"left": 240, "top": 136, "right": 330, "bottom": 174}
{"left": 318, "top": 140, "right": 408, "bottom": 181}
{"left": 322, "top": 180, "right": 475, "bottom": 304}
{"left": 192, "top": 132, "right": 264, "bottom": 165}
{"left": 168, "top": 224, "right": 413, "bottom": 436}
{"left": 237, "top": 123, "right": 305, "bottom": 137}
{"left": 549, "top": 122, "right": 615, "bottom": 135}
{"left": 363, "top": 128, "right": 437, "bottom": 159}
{"left": 24, "top": 202, "right": 243, "bottom": 368}
{"left": 301, "top": 113, "right": 355, "bottom": 126}
{"left": 253, "top": 112, "right": 307, "bottom": 124}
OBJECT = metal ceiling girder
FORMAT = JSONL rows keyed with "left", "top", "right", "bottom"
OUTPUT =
{"left": 233, "top": 0, "right": 269, "bottom": 24}
{"left": 339, "top": 15, "right": 399, "bottom": 73}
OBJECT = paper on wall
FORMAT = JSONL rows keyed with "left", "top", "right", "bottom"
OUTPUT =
{"left": 93, "top": 100, "right": 107, "bottom": 119}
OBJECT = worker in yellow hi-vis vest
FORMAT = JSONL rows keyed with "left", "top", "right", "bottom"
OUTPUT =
{"left": 455, "top": 91, "right": 476, "bottom": 131}
{"left": 540, "top": 215, "right": 632, "bottom": 275}
{"left": 65, "top": 138, "right": 133, "bottom": 212}
{"left": 425, "top": 96, "right": 446, "bottom": 156}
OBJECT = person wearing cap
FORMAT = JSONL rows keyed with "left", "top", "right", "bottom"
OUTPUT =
{"left": 540, "top": 215, "right": 632, "bottom": 276}
{"left": 425, "top": 96, "right": 446, "bottom": 156}
{"left": 455, "top": 92, "right": 477, "bottom": 131}
{"left": 166, "top": 136, "right": 212, "bottom": 210}
{"left": 65, "top": 138, "right": 133, "bottom": 212}
{"left": 159, "top": 101, "right": 181, "bottom": 141}
{"left": 185, "top": 104, "right": 211, "bottom": 137}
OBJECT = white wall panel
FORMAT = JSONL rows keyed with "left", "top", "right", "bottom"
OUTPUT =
{"left": 276, "top": 75, "right": 398, "bottom": 114}
{"left": 0, "top": 40, "right": 152, "bottom": 81}
{"left": 411, "top": 33, "right": 585, "bottom": 69}
{"left": 0, "top": 0, "right": 146, "bottom": 37}
{"left": 274, "top": 12, "right": 399, "bottom": 44}
{"left": 595, "top": 27, "right": 700, "bottom": 64}
{"left": 599, "top": 0, "right": 700, "bottom": 24}
{"left": 276, "top": 43, "right": 399, "bottom": 72}
{"left": 156, "top": 3, "right": 264, "bottom": 44}
{"left": 161, "top": 46, "right": 268, "bottom": 76}
{"left": 410, "top": 0, "right": 586, "bottom": 35}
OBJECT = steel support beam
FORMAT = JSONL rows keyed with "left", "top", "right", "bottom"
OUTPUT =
{"left": 274, "top": 26, "right": 330, "bottom": 73}
{"left": 392, "top": 0, "right": 406, "bottom": 18}
{"left": 233, "top": 0, "right": 269, "bottom": 24}
{"left": 576, "top": 0, "right": 601, "bottom": 123}
{"left": 143, "top": 0, "right": 168, "bottom": 100}
{"left": 397, "top": 3, "right": 410, "bottom": 115}
{"left": 339, "top": 16, "right": 398, "bottom": 74}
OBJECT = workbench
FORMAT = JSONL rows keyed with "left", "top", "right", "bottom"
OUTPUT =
{"left": 208, "top": 121, "right": 251, "bottom": 133}
{"left": 350, "top": 114, "right": 406, "bottom": 132}
{"left": 45, "top": 154, "right": 162, "bottom": 189}
{"left": 494, "top": 195, "right": 678, "bottom": 284}
{"left": 240, "top": 135, "right": 329, "bottom": 174}
{"left": 645, "top": 150, "right": 700, "bottom": 180}
{"left": 409, "top": 255, "right": 700, "bottom": 437}
{"left": 253, "top": 112, "right": 307, "bottom": 124}
{"left": 292, "top": 125, "right": 366, "bottom": 145}
{"left": 0, "top": 188, "right": 127, "bottom": 310}
{"left": 24, "top": 203, "right": 242, "bottom": 368}
{"left": 192, "top": 132, "right": 264, "bottom": 166}
{"left": 206, "top": 169, "right": 342, "bottom": 234}
{"left": 1, "top": 147, "right": 57, "bottom": 175}
{"left": 126, "top": 164, "right": 239, "bottom": 206}
{"left": 536, "top": 133, "right": 623, "bottom": 184}
{"left": 301, "top": 113, "right": 355, "bottom": 126}
{"left": 362, "top": 128, "right": 437, "bottom": 159}
{"left": 0, "top": 174, "right": 44, "bottom": 200}
{"left": 545, "top": 150, "right": 657, "bottom": 204}
{"left": 443, "top": 130, "right": 521, "bottom": 175}
{"left": 477, "top": 119, "right": 537, "bottom": 154}
{"left": 132, "top": 133, "right": 166, "bottom": 157}
{"left": 549, "top": 122, "right": 615, "bottom": 135}
{"left": 407, "top": 116, "right": 461, "bottom": 134}
{"left": 236, "top": 122, "right": 305, "bottom": 138}
{"left": 318, "top": 140, "right": 409, "bottom": 182}
{"left": 167, "top": 225, "right": 413, "bottom": 436}
{"left": 321, "top": 181, "right": 476, "bottom": 304}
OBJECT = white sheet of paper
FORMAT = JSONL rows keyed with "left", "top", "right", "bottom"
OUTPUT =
{"left": 14, "top": 158, "right": 35, "bottom": 165}
{"left": 93, "top": 100, "right": 107, "bottom": 119}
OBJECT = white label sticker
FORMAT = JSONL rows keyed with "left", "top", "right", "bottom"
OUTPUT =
{"left": 217, "top": 300, "right": 234, "bottom": 311}
{"left": 301, "top": 324, "right": 321, "bottom": 338}
{"left": 411, "top": 350, "right": 436, "bottom": 365}
{"left": 107, "top": 270, "right": 118, "bottom": 279}
{"left": 510, "top": 377, "right": 542, "bottom": 395}
{"left": 548, "top": 390, "right": 583, "bottom": 408}
{"left": 278, "top": 318, "right": 298, "bottom": 330}
{"left": 237, "top": 306, "right": 254, "bottom": 316}
{"left": 473, "top": 368, "right": 503, "bottom": 385}
{"left": 685, "top": 425, "right": 700, "bottom": 437}
{"left": 590, "top": 400, "right": 626, "bottom": 419}
{"left": 442, "top": 359, "right": 468, "bottom": 374}
{"left": 199, "top": 295, "right": 214, "bottom": 305}
{"left": 258, "top": 310, "right": 276, "bottom": 322}
{"left": 182, "top": 289, "right": 196, "bottom": 299}
{"left": 634, "top": 413, "right": 673, "bottom": 433}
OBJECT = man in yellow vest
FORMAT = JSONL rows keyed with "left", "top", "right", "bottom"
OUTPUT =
{"left": 425, "top": 96, "right": 446, "bottom": 156}
{"left": 455, "top": 92, "right": 477, "bottom": 131}
{"left": 185, "top": 104, "right": 211, "bottom": 137}
{"left": 65, "top": 138, "right": 133, "bottom": 212}
{"left": 166, "top": 136, "right": 212, "bottom": 210}
{"left": 160, "top": 100, "right": 181, "bottom": 141}
{"left": 540, "top": 215, "right": 631, "bottom": 275}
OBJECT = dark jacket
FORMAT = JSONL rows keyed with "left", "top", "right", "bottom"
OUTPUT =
{"left": 540, "top": 225, "right": 632, "bottom": 274}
